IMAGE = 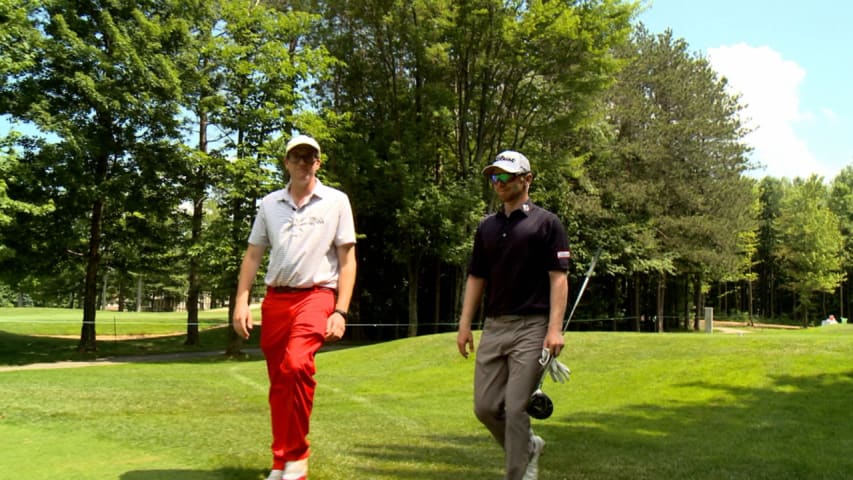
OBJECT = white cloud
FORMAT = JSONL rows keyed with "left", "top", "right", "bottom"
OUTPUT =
{"left": 707, "top": 44, "right": 828, "bottom": 180}
{"left": 820, "top": 107, "right": 839, "bottom": 122}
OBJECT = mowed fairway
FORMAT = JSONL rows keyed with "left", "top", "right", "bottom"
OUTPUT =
{"left": 1, "top": 323, "right": 851, "bottom": 479}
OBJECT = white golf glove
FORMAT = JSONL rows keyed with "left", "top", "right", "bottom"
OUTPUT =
{"left": 547, "top": 358, "right": 571, "bottom": 383}
{"left": 538, "top": 348, "right": 571, "bottom": 383}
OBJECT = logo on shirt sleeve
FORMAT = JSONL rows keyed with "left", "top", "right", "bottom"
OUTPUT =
{"left": 557, "top": 250, "right": 571, "bottom": 259}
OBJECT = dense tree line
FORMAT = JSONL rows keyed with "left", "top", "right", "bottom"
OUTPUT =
{"left": 0, "top": 0, "right": 849, "bottom": 351}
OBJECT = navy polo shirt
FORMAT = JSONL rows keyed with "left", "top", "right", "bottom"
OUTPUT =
{"left": 468, "top": 201, "right": 571, "bottom": 317}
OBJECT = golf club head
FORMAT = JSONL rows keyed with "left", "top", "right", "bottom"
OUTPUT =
{"left": 527, "top": 389, "right": 553, "bottom": 419}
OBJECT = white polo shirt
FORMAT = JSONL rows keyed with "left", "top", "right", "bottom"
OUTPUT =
{"left": 249, "top": 180, "right": 356, "bottom": 289}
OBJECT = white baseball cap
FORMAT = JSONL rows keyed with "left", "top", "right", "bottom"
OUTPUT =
{"left": 482, "top": 150, "right": 531, "bottom": 176}
{"left": 285, "top": 134, "right": 321, "bottom": 156}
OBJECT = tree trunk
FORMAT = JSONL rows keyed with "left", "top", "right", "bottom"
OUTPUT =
{"left": 453, "top": 266, "right": 467, "bottom": 328}
{"left": 226, "top": 194, "right": 248, "bottom": 356}
{"left": 117, "top": 279, "right": 126, "bottom": 311}
{"left": 78, "top": 197, "right": 104, "bottom": 352}
{"left": 100, "top": 269, "right": 109, "bottom": 309}
{"left": 433, "top": 259, "right": 441, "bottom": 333}
{"left": 187, "top": 105, "right": 209, "bottom": 346}
{"left": 682, "top": 275, "right": 690, "bottom": 330}
{"left": 692, "top": 273, "right": 702, "bottom": 331}
{"left": 769, "top": 269, "right": 776, "bottom": 319}
{"left": 734, "top": 281, "right": 740, "bottom": 314}
{"left": 632, "top": 273, "right": 641, "bottom": 332}
{"left": 407, "top": 258, "right": 420, "bottom": 337}
{"left": 185, "top": 194, "right": 203, "bottom": 346}
{"left": 136, "top": 275, "right": 143, "bottom": 312}
{"left": 656, "top": 272, "right": 665, "bottom": 333}
{"left": 747, "top": 278, "right": 754, "bottom": 327}
{"left": 612, "top": 277, "right": 621, "bottom": 331}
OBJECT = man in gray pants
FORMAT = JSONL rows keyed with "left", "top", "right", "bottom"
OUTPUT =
{"left": 457, "top": 150, "right": 570, "bottom": 480}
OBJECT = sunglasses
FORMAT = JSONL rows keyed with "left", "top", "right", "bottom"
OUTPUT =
{"left": 287, "top": 152, "right": 318, "bottom": 164}
{"left": 490, "top": 172, "right": 520, "bottom": 184}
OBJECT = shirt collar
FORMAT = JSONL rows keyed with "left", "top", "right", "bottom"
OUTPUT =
{"left": 277, "top": 179, "right": 328, "bottom": 206}
{"left": 498, "top": 200, "right": 534, "bottom": 219}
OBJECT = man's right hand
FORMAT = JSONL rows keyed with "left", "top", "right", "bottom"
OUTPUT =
{"left": 457, "top": 327, "right": 474, "bottom": 358}
{"left": 232, "top": 304, "right": 253, "bottom": 340}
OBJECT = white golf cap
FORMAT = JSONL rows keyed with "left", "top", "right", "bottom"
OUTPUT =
{"left": 482, "top": 150, "right": 531, "bottom": 176}
{"left": 285, "top": 134, "right": 321, "bottom": 156}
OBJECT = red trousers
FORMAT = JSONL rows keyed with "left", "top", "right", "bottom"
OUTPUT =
{"left": 260, "top": 287, "right": 334, "bottom": 470}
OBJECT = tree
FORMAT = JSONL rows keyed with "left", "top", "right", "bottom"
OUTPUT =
{"left": 829, "top": 166, "right": 853, "bottom": 318}
{"left": 316, "top": 0, "right": 479, "bottom": 336}
{"left": 0, "top": 1, "right": 55, "bottom": 270}
{"left": 318, "top": 0, "right": 635, "bottom": 335}
{"left": 755, "top": 176, "right": 788, "bottom": 320}
{"left": 595, "top": 26, "right": 756, "bottom": 331}
{"left": 0, "top": 133, "right": 55, "bottom": 264}
{"left": 774, "top": 175, "right": 845, "bottom": 326}
{"left": 729, "top": 189, "right": 760, "bottom": 326}
{"left": 0, "top": 0, "right": 186, "bottom": 350}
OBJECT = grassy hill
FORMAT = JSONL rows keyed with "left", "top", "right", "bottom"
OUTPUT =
{"left": 0, "top": 313, "right": 851, "bottom": 479}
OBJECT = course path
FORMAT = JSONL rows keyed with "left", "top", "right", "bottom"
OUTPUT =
{"left": 716, "top": 326, "right": 749, "bottom": 335}
{"left": 714, "top": 320, "right": 802, "bottom": 334}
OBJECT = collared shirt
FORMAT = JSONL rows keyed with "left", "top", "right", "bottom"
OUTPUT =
{"left": 249, "top": 180, "right": 356, "bottom": 289}
{"left": 468, "top": 201, "right": 570, "bottom": 317}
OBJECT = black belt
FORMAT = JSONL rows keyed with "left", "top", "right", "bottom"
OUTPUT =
{"left": 268, "top": 285, "right": 334, "bottom": 294}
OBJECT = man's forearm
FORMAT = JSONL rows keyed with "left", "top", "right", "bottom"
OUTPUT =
{"left": 335, "top": 244, "right": 357, "bottom": 312}
{"left": 549, "top": 272, "right": 568, "bottom": 332}
{"left": 235, "top": 244, "right": 264, "bottom": 304}
{"left": 459, "top": 275, "right": 485, "bottom": 329}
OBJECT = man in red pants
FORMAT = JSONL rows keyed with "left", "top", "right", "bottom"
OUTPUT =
{"left": 233, "top": 134, "right": 357, "bottom": 480}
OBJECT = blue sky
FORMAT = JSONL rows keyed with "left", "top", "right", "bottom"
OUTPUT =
{"left": 639, "top": 0, "right": 853, "bottom": 181}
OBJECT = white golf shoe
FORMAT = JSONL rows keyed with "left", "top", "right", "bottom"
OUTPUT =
{"left": 265, "top": 469, "right": 283, "bottom": 480}
{"left": 283, "top": 458, "right": 308, "bottom": 480}
{"left": 523, "top": 434, "right": 545, "bottom": 480}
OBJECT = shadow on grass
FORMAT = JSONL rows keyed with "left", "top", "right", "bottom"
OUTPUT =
{"left": 333, "top": 371, "right": 852, "bottom": 479}
{"left": 346, "top": 434, "right": 502, "bottom": 480}
{"left": 532, "top": 370, "right": 853, "bottom": 479}
{"left": 120, "top": 467, "right": 264, "bottom": 480}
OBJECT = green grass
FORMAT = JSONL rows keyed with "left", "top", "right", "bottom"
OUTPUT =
{"left": 1, "top": 315, "right": 852, "bottom": 479}
{"left": 0, "top": 306, "right": 231, "bottom": 336}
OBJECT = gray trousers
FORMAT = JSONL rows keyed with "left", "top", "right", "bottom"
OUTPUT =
{"left": 474, "top": 314, "right": 548, "bottom": 480}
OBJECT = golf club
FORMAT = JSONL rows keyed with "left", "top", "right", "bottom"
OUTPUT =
{"left": 527, "top": 248, "right": 601, "bottom": 419}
